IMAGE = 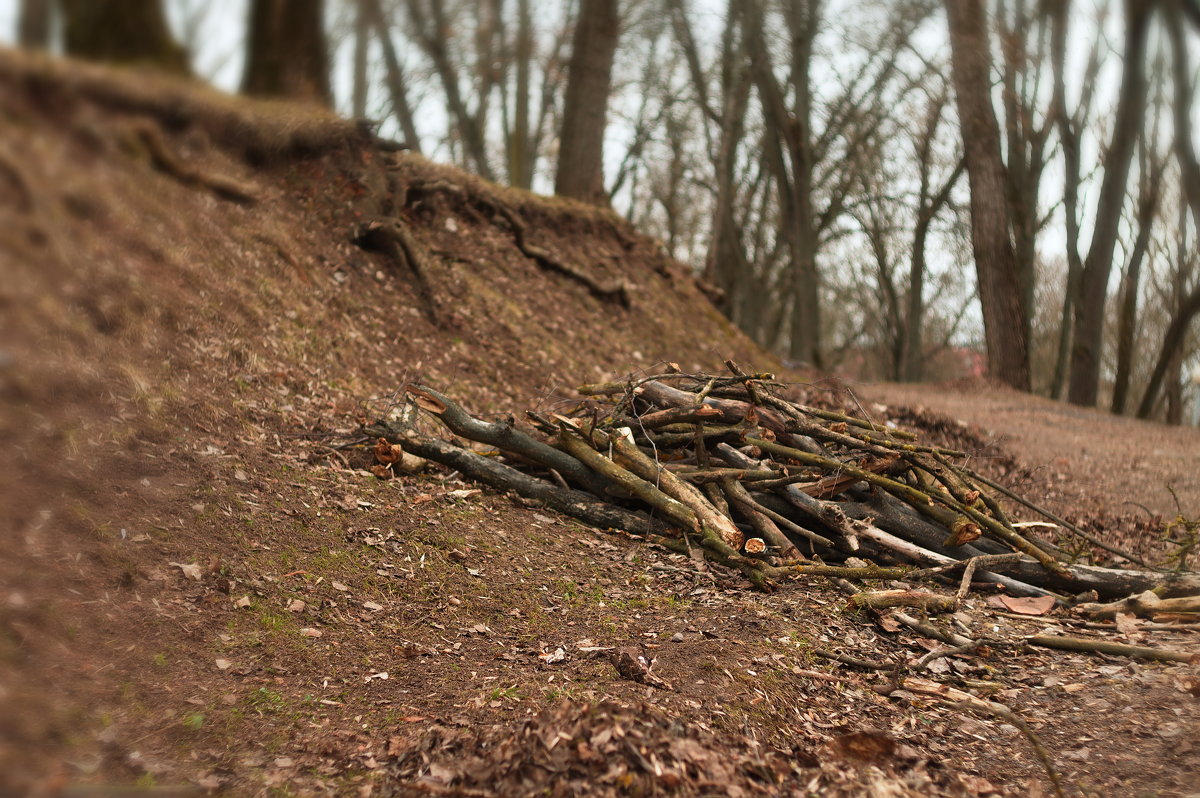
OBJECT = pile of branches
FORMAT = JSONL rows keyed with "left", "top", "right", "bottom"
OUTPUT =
{"left": 363, "top": 364, "right": 1200, "bottom": 602}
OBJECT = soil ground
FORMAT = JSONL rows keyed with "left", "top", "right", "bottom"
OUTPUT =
{"left": 1, "top": 51, "right": 1197, "bottom": 798}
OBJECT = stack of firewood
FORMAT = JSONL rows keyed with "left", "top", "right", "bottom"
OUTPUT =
{"left": 362, "top": 364, "right": 1200, "bottom": 602}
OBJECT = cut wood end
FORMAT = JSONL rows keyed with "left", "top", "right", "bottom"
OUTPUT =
{"left": 405, "top": 385, "right": 446, "bottom": 414}
{"left": 373, "top": 437, "right": 403, "bottom": 465}
{"left": 744, "top": 538, "right": 767, "bottom": 554}
{"left": 944, "top": 516, "right": 982, "bottom": 547}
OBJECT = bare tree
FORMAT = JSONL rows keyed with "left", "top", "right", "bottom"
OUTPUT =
{"left": 1111, "top": 78, "right": 1166, "bottom": 415}
{"left": 1137, "top": 0, "right": 1200, "bottom": 420}
{"left": 407, "top": 0, "right": 495, "bottom": 179}
{"left": 364, "top": 0, "right": 421, "bottom": 150}
{"left": 905, "top": 84, "right": 965, "bottom": 382}
{"left": 944, "top": 0, "right": 1029, "bottom": 389}
{"left": 744, "top": 0, "right": 823, "bottom": 366}
{"left": 242, "top": 0, "right": 332, "bottom": 105}
{"left": 1067, "top": 0, "right": 1153, "bottom": 406}
{"left": 670, "top": 0, "right": 752, "bottom": 314}
{"left": 60, "top": 0, "right": 189, "bottom": 75}
{"left": 1138, "top": 219, "right": 1200, "bottom": 421}
{"left": 353, "top": 0, "right": 370, "bottom": 118}
{"left": 555, "top": 0, "right": 619, "bottom": 204}
{"left": 997, "top": 0, "right": 1054, "bottom": 353}
{"left": 505, "top": 0, "right": 536, "bottom": 187}
{"left": 1047, "top": 0, "right": 1102, "bottom": 399}
{"left": 739, "top": 0, "right": 930, "bottom": 367}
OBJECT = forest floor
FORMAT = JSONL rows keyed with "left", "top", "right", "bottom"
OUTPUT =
{"left": 1, "top": 50, "right": 1198, "bottom": 797}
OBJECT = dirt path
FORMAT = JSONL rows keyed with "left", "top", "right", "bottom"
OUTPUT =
{"left": 861, "top": 380, "right": 1200, "bottom": 521}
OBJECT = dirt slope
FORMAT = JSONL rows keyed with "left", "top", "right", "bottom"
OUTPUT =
{"left": 1, "top": 51, "right": 1197, "bottom": 797}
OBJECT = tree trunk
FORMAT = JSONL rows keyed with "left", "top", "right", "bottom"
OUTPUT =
{"left": 1165, "top": 349, "right": 1185, "bottom": 425}
{"left": 944, "top": 0, "right": 1029, "bottom": 390}
{"left": 783, "top": 0, "right": 821, "bottom": 368}
{"left": 18, "top": 0, "right": 51, "bottom": 49}
{"left": 242, "top": 0, "right": 331, "bottom": 106}
{"left": 1167, "top": 0, "right": 1200, "bottom": 230}
{"left": 507, "top": 0, "right": 535, "bottom": 188}
{"left": 406, "top": 0, "right": 494, "bottom": 179}
{"left": 1136, "top": 286, "right": 1200, "bottom": 420}
{"left": 1067, "top": 0, "right": 1152, "bottom": 406}
{"left": 555, "top": 0, "right": 619, "bottom": 204}
{"left": 997, "top": 1, "right": 1051, "bottom": 362}
{"left": 352, "top": 0, "right": 369, "bottom": 118}
{"left": 1111, "top": 130, "right": 1164, "bottom": 414}
{"left": 365, "top": 0, "right": 421, "bottom": 151}
{"left": 60, "top": 0, "right": 189, "bottom": 75}
{"left": 1048, "top": 0, "right": 1096, "bottom": 401}
{"left": 1110, "top": 212, "right": 1153, "bottom": 415}
{"left": 746, "top": 0, "right": 823, "bottom": 367}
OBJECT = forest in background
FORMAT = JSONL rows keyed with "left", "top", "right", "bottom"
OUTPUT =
{"left": 10, "top": 0, "right": 1200, "bottom": 424}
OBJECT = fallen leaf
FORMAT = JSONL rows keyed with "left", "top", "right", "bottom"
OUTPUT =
{"left": 273, "top": 757, "right": 294, "bottom": 768}
{"left": 214, "top": 659, "right": 232, "bottom": 670}
{"left": 1174, "top": 675, "right": 1200, "bottom": 697}
{"left": 996, "top": 595, "right": 1056, "bottom": 616}
{"left": 446, "top": 489, "right": 480, "bottom": 500}
{"left": 829, "top": 729, "right": 896, "bottom": 763}
{"left": 170, "top": 562, "right": 202, "bottom": 581}
{"left": 367, "top": 671, "right": 389, "bottom": 681}
{"left": 286, "top": 599, "right": 306, "bottom": 612}
{"left": 877, "top": 613, "right": 902, "bottom": 633}
{"left": 233, "top": 595, "right": 251, "bottom": 609}
{"left": 538, "top": 647, "right": 567, "bottom": 664}
{"left": 957, "top": 774, "right": 997, "bottom": 794}
{"left": 331, "top": 581, "right": 350, "bottom": 592}
{"left": 426, "top": 762, "right": 454, "bottom": 784}
{"left": 1114, "top": 612, "right": 1141, "bottom": 635}
{"left": 1157, "top": 721, "right": 1186, "bottom": 739}
{"left": 299, "top": 627, "right": 323, "bottom": 638}
{"left": 362, "top": 600, "right": 384, "bottom": 611}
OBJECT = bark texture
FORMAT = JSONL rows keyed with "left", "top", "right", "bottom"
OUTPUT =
{"left": 241, "top": 0, "right": 332, "bottom": 106}
{"left": 1067, "top": 0, "right": 1152, "bottom": 406}
{"left": 555, "top": 0, "right": 619, "bottom": 204}
{"left": 61, "top": 0, "right": 189, "bottom": 75}
{"left": 18, "top": 0, "right": 51, "bottom": 49}
{"left": 944, "top": 0, "right": 1029, "bottom": 390}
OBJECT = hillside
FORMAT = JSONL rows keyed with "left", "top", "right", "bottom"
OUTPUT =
{"left": 1, "top": 50, "right": 1197, "bottom": 797}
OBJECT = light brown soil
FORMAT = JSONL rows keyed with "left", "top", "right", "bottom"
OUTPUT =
{"left": 1, "top": 51, "right": 1197, "bottom": 798}
{"left": 863, "top": 380, "right": 1200, "bottom": 521}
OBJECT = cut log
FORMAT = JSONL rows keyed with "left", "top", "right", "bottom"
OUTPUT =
{"left": 363, "top": 425, "right": 664, "bottom": 536}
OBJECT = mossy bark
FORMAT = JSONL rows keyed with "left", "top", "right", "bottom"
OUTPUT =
{"left": 61, "top": 0, "right": 189, "bottom": 76}
{"left": 241, "top": 0, "right": 332, "bottom": 107}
